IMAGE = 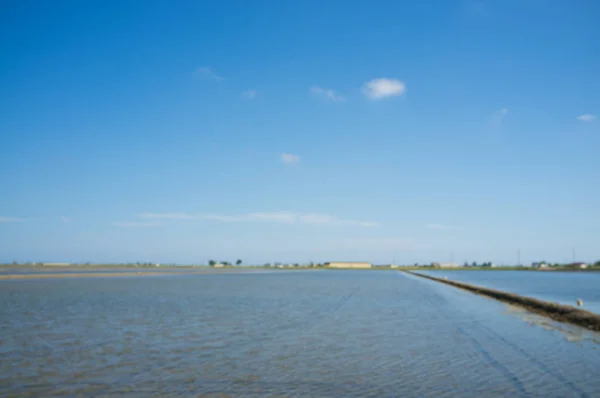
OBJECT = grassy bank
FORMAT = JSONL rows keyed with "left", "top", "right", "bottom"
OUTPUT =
{"left": 406, "top": 271, "right": 600, "bottom": 332}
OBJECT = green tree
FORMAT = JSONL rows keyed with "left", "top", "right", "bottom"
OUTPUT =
{"left": 471, "top": 261, "right": 477, "bottom": 267}
{"left": 236, "top": 259, "right": 242, "bottom": 266}
{"left": 594, "top": 260, "right": 600, "bottom": 267}
{"left": 208, "top": 260, "right": 216, "bottom": 267}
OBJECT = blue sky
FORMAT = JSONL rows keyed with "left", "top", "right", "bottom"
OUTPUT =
{"left": 1, "top": 0, "right": 599, "bottom": 265}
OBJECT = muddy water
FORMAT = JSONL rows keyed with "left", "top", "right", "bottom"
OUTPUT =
{"left": 416, "top": 270, "right": 600, "bottom": 315}
{"left": 1, "top": 271, "right": 599, "bottom": 397}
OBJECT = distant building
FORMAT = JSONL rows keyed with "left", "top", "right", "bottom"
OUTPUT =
{"left": 42, "top": 262, "right": 71, "bottom": 267}
{"left": 568, "top": 262, "right": 588, "bottom": 269}
{"left": 432, "top": 263, "right": 460, "bottom": 268}
{"left": 532, "top": 262, "right": 549, "bottom": 269}
{"left": 326, "top": 262, "right": 372, "bottom": 269}
{"left": 213, "top": 263, "right": 225, "bottom": 268}
{"left": 390, "top": 264, "right": 399, "bottom": 268}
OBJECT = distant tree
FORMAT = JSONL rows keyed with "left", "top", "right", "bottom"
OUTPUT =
{"left": 293, "top": 263, "right": 299, "bottom": 267}
{"left": 414, "top": 263, "right": 419, "bottom": 267}
{"left": 264, "top": 263, "right": 271, "bottom": 267}
{"left": 463, "top": 262, "right": 469, "bottom": 267}
{"left": 208, "top": 260, "right": 216, "bottom": 267}
{"left": 222, "top": 261, "right": 230, "bottom": 266}
{"left": 594, "top": 260, "right": 600, "bottom": 267}
{"left": 471, "top": 261, "right": 477, "bottom": 267}
{"left": 236, "top": 259, "right": 242, "bottom": 266}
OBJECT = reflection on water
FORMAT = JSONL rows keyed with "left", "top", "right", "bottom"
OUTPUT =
{"left": 503, "top": 304, "right": 600, "bottom": 344}
{"left": 1, "top": 271, "right": 599, "bottom": 397}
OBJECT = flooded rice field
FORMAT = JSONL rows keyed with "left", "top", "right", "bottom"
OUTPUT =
{"left": 1, "top": 270, "right": 599, "bottom": 397}
{"left": 416, "top": 270, "right": 600, "bottom": 315}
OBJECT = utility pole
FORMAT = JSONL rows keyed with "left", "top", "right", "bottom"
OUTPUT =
{"left": 517, "top": 249, "right": 521, "bottom": 266}
{"left": 572, "top": 247, "right": 576, "bottom": 263}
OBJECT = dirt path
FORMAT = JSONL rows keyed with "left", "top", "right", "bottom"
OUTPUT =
{"left": 406, "top": 271, "right": 600, "bottom": 332}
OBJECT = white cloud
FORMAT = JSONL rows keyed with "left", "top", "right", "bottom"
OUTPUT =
{"left": 114, "top": 222, "right": 160, "bottom": 228}
{"left": 242, "top": 89, "right": 257, "bottom": 99}
{"left": 201, "top": 212, "right": 378, "bottom": 227}
{"left": 280, "top": 153, "right": 300, "bottom": 164}
{"left": 200, "top": 214, "right": 240, "bottom": 222}
{"left": 58, "top": 216, "right": 69, "bottom": 223}
{"left": 576, "top": 113, "right": 596, "bottom": 122}
{"left": 299, "top": 213, "right": 378, "bottom": 227}
{"left": 362, "top": 78, "right": 406, "bottom": 100}
{"left": 0, "top": 216, "right": 23, "bottom": 223}
{"left": 138, "top": 212, "right": 197, "bottom": 220}
{"left": 135, "top": 211, "right": 378, "bottom": 228}
{"left": 490, "top": 107, "right": 509, "bottom": 127}
{"left": 310, "top": 86, "right": 346, "bottom": 102}
{"left": 332, "top": 237, "right": 414, "bottom": 250}
{"left": 195, "top": 67, "right": 225, "bottom": 81}
{"left": 427, "top": 223, "right": 460, "bottom": 230}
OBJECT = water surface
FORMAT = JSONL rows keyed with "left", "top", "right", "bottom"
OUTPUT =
{"left": 1, "top": 270, "right": 599, "bottom": 397}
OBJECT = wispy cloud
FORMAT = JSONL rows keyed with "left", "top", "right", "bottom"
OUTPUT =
{"left": 310, "top": 86, "right": 346, "bottom": 102}
{"left": 138, "top": 212, "right": 197, "bottom": 220}
{"left": 58, "top": 216, "right": 69, "bottom": 223}
{"left": 490, "top": 107, "right": 509, "bottom": 127}
{"left": 280, "top": 153, "right": 300, "bottom": 164}
{"left": 242, "top": 89, "right": 257, "bottom": 99}
{"left": 299, "top": 213, "right": 379, "bottom": 227}
{"left": 576, "top": 113, "right": 596, "bottom": 122}
{"left": 114, "top": 221, "right": 160, "bottom": 228}
{"left": 362, "top": 78, "right": 406, "bottom": 100}
{"left": 195, "top": 67, "right": 225, "bottom": 81}
{"left": 333, "top": 237, "right": 414, "bottom": 250}
{"left": 427, "top": 223, "right": 460, "bottom": 230}
{"left": 203, "top": 212, "right": 378, "bottom": 227}
{"left": 135, "top": 211, "right": 378, "bottom": 227}
{"left": 0, "top": 216, "right": 23, "bottom": 223}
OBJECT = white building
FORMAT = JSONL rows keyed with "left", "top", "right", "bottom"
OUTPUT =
{"left": 326, "top": 262, "right": 372, "bottom": 269}
{"left": 568, "top": 262, "right": 588, "bottom": 269}
{"left": 432, "top": 263, "right": 461, "bottom": 268}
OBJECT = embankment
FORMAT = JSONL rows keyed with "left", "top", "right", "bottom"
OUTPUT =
{"left": 407, "top": 271, "right": 600, "bottom": 332}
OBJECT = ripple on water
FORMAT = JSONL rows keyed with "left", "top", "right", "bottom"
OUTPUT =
{"left": 1, "top": 271, "right": 599, "bottom": 397}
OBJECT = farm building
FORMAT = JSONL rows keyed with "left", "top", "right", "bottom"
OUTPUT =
{"left": 325, "top": 262, "right": 372, "bottom": 269}
{"left": 567, "top": 262, "right": 588, "bottom": 269}
{"left": 432, "top": 263, "right": 461, "bottom": 268}
{"left": 42, "top": 262, "right": 71, "bottom": 267}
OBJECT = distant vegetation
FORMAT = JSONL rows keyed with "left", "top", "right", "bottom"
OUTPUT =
{"left": 2, "top": 259, "right": 600, "bottom": 270}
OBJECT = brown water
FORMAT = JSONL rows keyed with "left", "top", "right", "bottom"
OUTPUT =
{"left": 1, "top": 270, "right": 599, "bottom": 397}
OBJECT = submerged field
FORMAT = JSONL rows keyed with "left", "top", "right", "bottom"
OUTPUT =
{"left": 1, "top": 270, "right": 599, "bottom": 397}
